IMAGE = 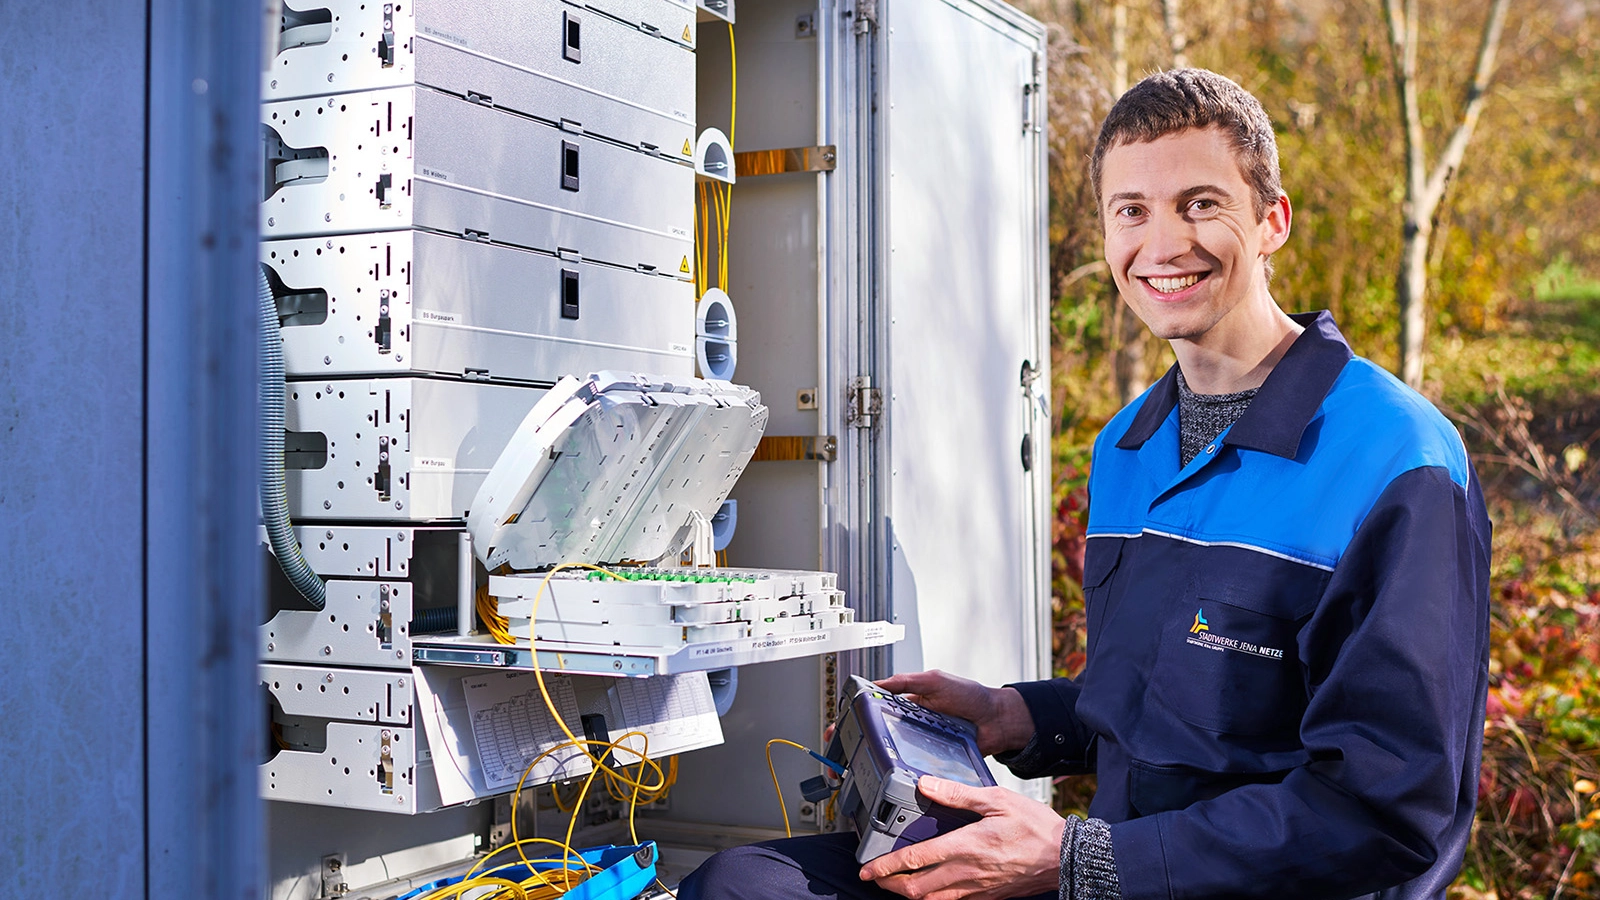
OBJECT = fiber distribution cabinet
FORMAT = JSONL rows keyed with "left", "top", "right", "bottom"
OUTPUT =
{"left": 261, "top": 0, "right": 1049, "bottom": 896}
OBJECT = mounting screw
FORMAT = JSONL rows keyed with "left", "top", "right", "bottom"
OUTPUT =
{"left": 325, "top": 673, "right": 335, "bottom": 683}
{"left": 326, "top": 530, "right": 334, "bottom": 539}
{"left": 267, "top": 217, "right": 276, "bottom": 227}
{"left": 326, "top": 240, "right": 334, "bottom": 249}
{"left": 395, "top": 501, "right": 403, "bottom": 510}
{"left": 270, "top": 79, "right": 278, "bottom": 89}
{"left": 396, "top": 650, "right": 405, "bottom": 659}
{"left": 322, "top": 645, "right": 332, "bottom": 655}
{"left": 324, "top": 213, "right": 332, "bottom": 222}
{"left": 397, "top": 678, "right": 406, "bottom": 688}
{"left": 267, "top": 642, "right": 276, "bottom": 651}
{"left": 324, "top": 356, "right": 332, "bottom": 365}
{"left": 797, "top": 388, "right": 818, "bottom": 410}
{"left": 324, "top": 500, "right": 332, "bottom": 510}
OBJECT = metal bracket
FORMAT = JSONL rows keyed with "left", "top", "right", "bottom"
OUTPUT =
{"left": 321, "top": 853, "right": 349, "bottom": 898}
{"left": 734, "top": 145, "right": 837, "bottom": 178}
{"left": 488, "top": 794, "right": 514, "bottom": 851}
{"left": 847, "top": 376, "right": 881, "bottom": 429}
{"left": 413, "top": 646, "right": 509, "bottom": 666}
{"left": 752, "top": 435, "right": 837, "bottom": 463}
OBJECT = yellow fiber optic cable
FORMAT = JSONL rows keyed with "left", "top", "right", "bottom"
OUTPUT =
{"left": 765, "top": 738, "right": 814, "bottom": 838}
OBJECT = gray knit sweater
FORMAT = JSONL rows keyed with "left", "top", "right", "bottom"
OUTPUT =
{"left": 1176, "top": 368, "right": 1257, "bottom": 466}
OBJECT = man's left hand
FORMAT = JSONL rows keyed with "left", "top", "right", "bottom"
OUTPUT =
{"left": 858, "top": 776, "right": 1065, "bottom": 900}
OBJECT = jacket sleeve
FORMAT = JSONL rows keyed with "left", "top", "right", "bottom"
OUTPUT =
{"left": 1111, "top": 465, "right": 1492, "bottom": 899}
{"left": 995, "top": 677, "right": 1097, "bottom": 778}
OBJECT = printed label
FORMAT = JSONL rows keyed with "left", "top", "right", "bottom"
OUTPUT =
{"left": 690, "top": 644, "right": 735, "bottom": 659}
{"left": 418, "top": 310, "right": 457, "bottom": 324}
{"left": 413, "top": 457, "right": 452, "bottom": 470}
{"left": 668, "top": 342, "right": 691, "bottom": 354}
{"left": 419, "top": 25, "right": 471, "bottom": 48}
{"left": 418, "top": 165, "right": 452, "bottom": 182}
{"left": 749, "top": 633, "right": 830, "bottom": 652}
{"left": 863, "top": 623, "right": 888, "bottom": 642}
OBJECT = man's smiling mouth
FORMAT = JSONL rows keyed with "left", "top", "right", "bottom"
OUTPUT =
{"left": 1143, "top": 274, "right": 1205, "bottom": 294}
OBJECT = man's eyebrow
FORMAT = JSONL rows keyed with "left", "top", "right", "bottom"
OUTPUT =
{"left": 1105, "top": 185, "right": 1236, "bottom": 209}
{"left": 1178, "top": 184, "right": 1233, "bottom": 200}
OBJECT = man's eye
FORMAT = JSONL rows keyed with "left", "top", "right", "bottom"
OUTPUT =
{"left": 1189, "top": 199, "right": 1217, "bottom": 212}
{"left": 1117, "top": 206, "right": 1144, "bottom": 218}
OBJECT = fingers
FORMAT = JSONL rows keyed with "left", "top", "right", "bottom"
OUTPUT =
{"left": 873, "top": 670, "right": 932, "bottom": 694}
{"left": 859, "top": 831, "right": 954, "bottom": 882}
{"left": 916, "top": 775, "right": 1004, "bottom": 814}
{"left": 857, "top": 784, "right": 1066, "bottom": 900}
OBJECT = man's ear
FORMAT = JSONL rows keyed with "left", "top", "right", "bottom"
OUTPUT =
{"left": 1260, "top": 192, "right": 1291, "bottom": 257}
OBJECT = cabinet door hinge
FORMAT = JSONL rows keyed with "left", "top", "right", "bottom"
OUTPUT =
{"left": 854, "top": 0, "right": 877, "bottom": 35}
{"left": 847, "top": 376, "right": 882, "bottom": 428}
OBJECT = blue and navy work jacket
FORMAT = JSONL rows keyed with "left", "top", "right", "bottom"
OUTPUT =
{"left": 1006, "top": 312, "right": 1492, "bottom": 900}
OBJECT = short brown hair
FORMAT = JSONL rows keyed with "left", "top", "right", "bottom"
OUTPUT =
{"left": 1090, "top": 68, "right": 1282, "bottom": 221}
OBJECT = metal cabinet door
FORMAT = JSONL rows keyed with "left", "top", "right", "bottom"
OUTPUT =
{"left": 874, "top": 0, "right": 1051, "bottom": 702}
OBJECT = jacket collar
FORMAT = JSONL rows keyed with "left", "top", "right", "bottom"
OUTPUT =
{"left": 1115, "top": 311, "right": 1353, "bottom": 460}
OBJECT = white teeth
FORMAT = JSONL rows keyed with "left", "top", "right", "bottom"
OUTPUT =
{"left": 1147, "top": 274, "right": 1201, "bottom": 293}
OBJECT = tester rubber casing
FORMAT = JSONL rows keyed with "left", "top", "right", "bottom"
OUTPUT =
{"left": 825, "top": 676, "right": 997, "bottom": 863}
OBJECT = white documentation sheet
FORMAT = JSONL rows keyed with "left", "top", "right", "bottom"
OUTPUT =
{"left": 605, "top": 671, "right": 723, "bottom": 763}
{"left": 462, "top": 671, "right": 592, "bottom": 791}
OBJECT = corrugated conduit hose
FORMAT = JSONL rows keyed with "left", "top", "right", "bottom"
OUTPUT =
{"left": 259, "top": 264, "right": 327, "bottom": 609}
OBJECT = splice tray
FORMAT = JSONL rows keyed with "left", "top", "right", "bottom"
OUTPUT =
{"left": 431, "top": 372, "right": 902, "bottom": 670}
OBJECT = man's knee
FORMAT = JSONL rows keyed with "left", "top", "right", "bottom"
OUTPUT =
{"left": 676, "top": 833, "right": 867, "bottom": 900}
{"left": 678, "top": 844, "right": 774, "bottom": 900}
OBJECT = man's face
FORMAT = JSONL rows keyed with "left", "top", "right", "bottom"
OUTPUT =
{"left": 1100, "top": 127, "right": 1290, "bottom": 348}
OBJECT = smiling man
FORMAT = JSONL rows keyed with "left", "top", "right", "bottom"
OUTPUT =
{"left": 679, "top": 68, "right": 1492, "bottom": 900}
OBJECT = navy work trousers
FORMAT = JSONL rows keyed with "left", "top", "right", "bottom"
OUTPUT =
{"left": 676, "top": 832, "right": 1057, "bottom": 900}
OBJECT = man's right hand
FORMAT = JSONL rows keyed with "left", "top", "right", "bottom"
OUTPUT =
{"left": 874, "top": 670, "right": 1036, "bottom": 757}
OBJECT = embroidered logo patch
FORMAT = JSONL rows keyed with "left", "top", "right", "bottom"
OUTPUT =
{"left": 1183, "top": 607, "right": 1284, "bottom": 660}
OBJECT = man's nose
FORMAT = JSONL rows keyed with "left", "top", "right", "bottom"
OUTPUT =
{"left": 1141, "top": 210, "right": 1195, "bottom": 264}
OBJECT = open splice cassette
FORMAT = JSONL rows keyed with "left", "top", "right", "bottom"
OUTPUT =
{"left": 409, "top": 371, "right": 902, "bottom": 675}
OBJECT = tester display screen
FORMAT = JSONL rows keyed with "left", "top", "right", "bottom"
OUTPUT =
{"left": 883, "top": 713, "right": 986, "bottom": 786}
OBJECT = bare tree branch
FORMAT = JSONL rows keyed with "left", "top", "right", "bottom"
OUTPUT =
{"left": 1111, "top": 0, "right": 1128, "bottom": 95}
{"left": 1061, "top": 260, "right": 1109, "bottom": 289}
{"left": 1424, "top": 0, "right": 1511, "bottom": 205}
{"left": 1160, "top": 0, "right": 1189, "bottom": 68}
{"left": 1382, "top": 0, "right": 1513, "bottom": 388}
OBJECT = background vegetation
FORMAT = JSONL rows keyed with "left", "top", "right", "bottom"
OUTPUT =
{"left": 1017, "top": 1, "right": 1600, "bottom": 896}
